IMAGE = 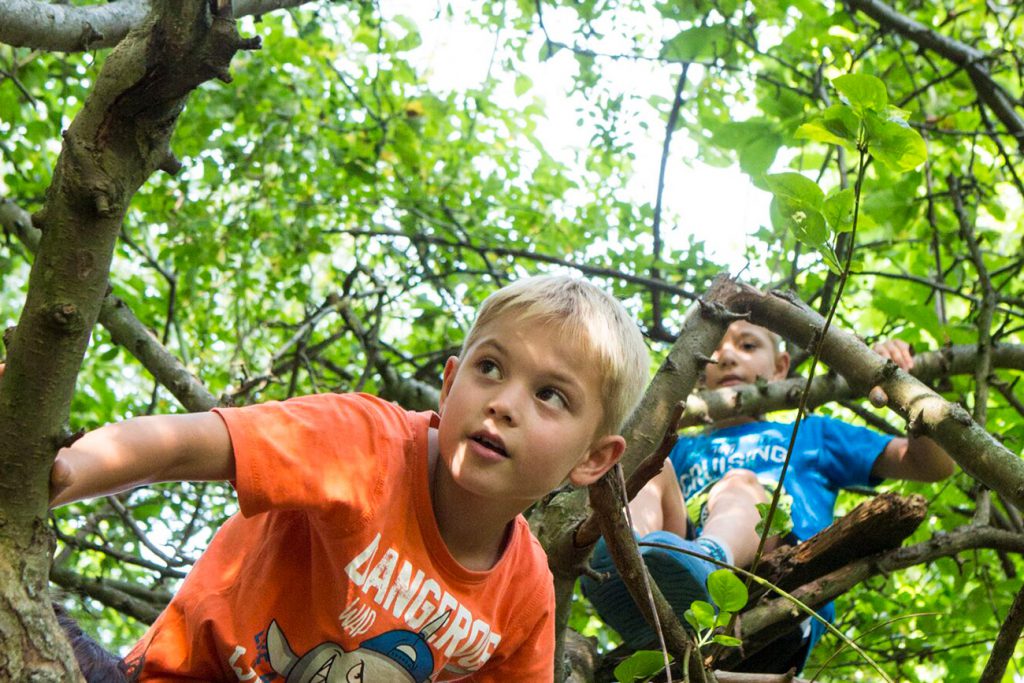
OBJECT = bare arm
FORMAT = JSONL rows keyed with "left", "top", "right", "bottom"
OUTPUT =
{"left": 0, "top": 362, "right": 233, "bottom": 507}
{"left": 869, "top": 340, "right": 956, "bottom": 483}
{"left": 50, "top": 412, "right": 235, "bottom": 507}
{"left": 628, "top": 459, "right": 689, "bottom": 538}
{"left": 872, "top": 435, "right": 955, "bottom": 482}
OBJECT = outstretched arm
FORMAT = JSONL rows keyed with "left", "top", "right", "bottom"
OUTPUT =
{"left": 50, "top": 411, "right": 235, "bottom": 507}
{"left": 869, "top": 340, "right": 956, "bottom": 483}
{"left": 0, "top": 362, "right": 234, "bottom": 507}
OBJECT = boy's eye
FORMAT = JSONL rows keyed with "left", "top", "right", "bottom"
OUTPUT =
{"left": 477, "top": 359, "right": 502, "bottom": 379}
{"left": 536, "top": 387, "right": 569, "bottom": 409}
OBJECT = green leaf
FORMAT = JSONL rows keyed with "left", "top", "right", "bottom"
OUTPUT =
{"left": 661, "top": 25, "right": 731, "bottom": 61}
{"left": 795, "top": 105, "right": 861, "bottom": 147}
{"left": 688, "top": 599, "right": 717, "bottom": 628}
{"left": 833, "top": 73, "right": 888, "bottom": 113}
{"left": 713, "top": 634, "right": 743, "bottom": 647}
{"left": 654, "top": 0, "right": 704, "bottom": 21}
{"left": 795, "top": 120, "right": 849, "bottom": 148}
{"left": 683, "top": 606, "right": 701, "bottom": 632}
{"left": 864, "top": 112, "right": 928, "bottom": 172}
{"left": 821, "top": 243, "right": 843, "bottom": 275}
{"left": 514, "top": 74, "right": 532, "bottom": 97}
{"left": 392, "top": 15, "right": 423, "bottom": 51}
{"left": 770, "top": 196, "right": 828, "bottom": 248}
{"left": 764, "top": 172, "right": 824, "bottom": 210}
{"left": 823, "top": 187, "right": 855, "bottom": 232}
{"left": 539, "top": 41, "right": 562, "bottom": 61}
{"left": 755, "top": 501, "right": 794, "bottom": 537}
{"left": 707, "top": 570, "right": 748, "bottom": 611}
{"left": 738, "top": 134, "right": 781, "bottom": 179}
{"left": 614, "top": 650, "right": 669, "bottom": 683}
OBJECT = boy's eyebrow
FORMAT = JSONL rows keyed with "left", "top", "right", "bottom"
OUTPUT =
{"left": 475, "top": 337, "right": 586, "bottom": 393}
{"left": 474, "top": 338, "right": 507, "bottom": 356}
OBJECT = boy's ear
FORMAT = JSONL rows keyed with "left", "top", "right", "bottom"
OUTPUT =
{"left": 773, "top": 350, "right": 790, "bottom": 380}
{"left": 568, "top": 435, "right": 626, "bottom": 487}
{"left": 438, "top": 356, "right": 460, "bottom": 414}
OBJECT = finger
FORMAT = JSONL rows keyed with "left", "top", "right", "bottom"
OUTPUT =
{"left": 49, "top": 457, "right": 72, "bottom": 503}
{"left": 873, "top": 341, "right": 894, "bottom": 360}
{"left": 869, "top": 386, "right": 888, "bottom": 408}
{"left": 892, "top": 341, "right": 914, "bottom": 370}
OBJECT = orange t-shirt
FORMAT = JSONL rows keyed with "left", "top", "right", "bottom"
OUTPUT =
{"left": 126, "top": 393, "right": 555, "bottom": 682}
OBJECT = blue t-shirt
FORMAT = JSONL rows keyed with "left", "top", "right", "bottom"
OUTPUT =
{"left": 668, "top": 415, "right": 892, "bottom": 541}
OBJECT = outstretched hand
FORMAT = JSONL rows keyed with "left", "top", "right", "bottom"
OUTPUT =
{"left": 868, "top": 339, "right": 914, "bottom": 407}
{"left": 873, "top": 339, "right": 914, "bottom": 371}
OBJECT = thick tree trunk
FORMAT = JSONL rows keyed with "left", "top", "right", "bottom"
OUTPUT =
{"left": 0, "top": 3, "right": 257, "bottom": 678}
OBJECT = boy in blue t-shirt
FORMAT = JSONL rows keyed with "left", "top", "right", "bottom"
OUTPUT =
{"left": 583, "top": 320, "right": 954, "bottom": 670}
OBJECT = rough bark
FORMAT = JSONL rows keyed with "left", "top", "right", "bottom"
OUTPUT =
{"left": 0, "top": 2, "right": 257, "bottom": 678}
{"left": 754, "top": 493, "right": 927, "bottom": 595}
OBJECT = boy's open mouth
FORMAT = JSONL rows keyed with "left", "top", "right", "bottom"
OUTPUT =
{"left": 471, "top": 434, "right": 509, "bottom": 458}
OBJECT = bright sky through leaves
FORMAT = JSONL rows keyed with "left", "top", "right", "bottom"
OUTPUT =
{"left": 381, "top": 0, "right": 771, "bottom": 272}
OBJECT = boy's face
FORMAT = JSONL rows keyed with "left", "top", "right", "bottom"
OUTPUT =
{"left": 436, "top": 316, "right": 624, "bottom": 511}
{"left": 704, "top": 320, "right": 789, "bottom": 389}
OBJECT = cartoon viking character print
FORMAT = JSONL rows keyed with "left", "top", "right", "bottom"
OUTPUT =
{"left": 265, "top": 612, "right": 449, "bottom": 683}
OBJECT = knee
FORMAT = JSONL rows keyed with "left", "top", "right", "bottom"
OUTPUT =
{"left": 715, "top": 468, "right": 760, "bottom": 489}
{"left": 709, "top": 469, "right": 768, "bottom": 502}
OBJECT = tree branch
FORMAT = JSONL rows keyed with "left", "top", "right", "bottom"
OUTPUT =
{"left": 730, "top": 524, "right": 1024, "bottom": 664}
{"left": 680, "top": 343, "right": 1024, "bottom": 427}
{"left": 1, "top": 195, "right": 218, "bottom": 413}
{"left": 709, "top": 281, "right": 1024, "bottom": 510}
{"left": 0, "top": 0, "right": 313, "bottom": 52}
{"left": 979, "top": 578, "right": 1024, "bottom": 683}
{"left": 49, "top": 566, "right": 168, "bottom": 625}
{"left": 844, "top": 0, "right": 1024, "bottom": 150}
{"left": 0, "top": 3, "right": 258, "bottom": 676}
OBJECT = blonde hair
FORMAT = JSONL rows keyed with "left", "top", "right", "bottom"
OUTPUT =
{"left": 462, "top": 275, "right": 649, "bottom": 435}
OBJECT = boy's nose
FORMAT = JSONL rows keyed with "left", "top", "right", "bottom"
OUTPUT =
{"left": 486, "top": 389, "right": 519, "bottom": 425}
{"left": 715, "top": 344, "right": 737, "bottom": 366}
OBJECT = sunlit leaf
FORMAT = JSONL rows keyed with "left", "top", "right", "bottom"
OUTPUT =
{"left": 833, "top": 73, "right": 888, "bottom": 113}
{"left": 708, "top": 570, "right": 748, "bottom": 612}
{"left": 823, "top": 187, "right": 855, "bottom": 232}
{"left": 764, "top": 172, "right": 824, "bottom": 209}
{"left": 864, "top": 112, "right": 928, "bottom": 172}
{"left": 613, "top": 651, "right": 670, "bottom": 683}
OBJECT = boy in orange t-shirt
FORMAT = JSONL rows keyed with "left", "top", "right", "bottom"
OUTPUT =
{"left": 47, "top": 275, "right": 650, "bottom": 682}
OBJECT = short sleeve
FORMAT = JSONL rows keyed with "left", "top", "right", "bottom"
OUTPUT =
{"left": 812, "top": 415, "right": 893, "bottom": 489}
{"left": 214, "top": 393, "right": 412, "bottom": 519}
